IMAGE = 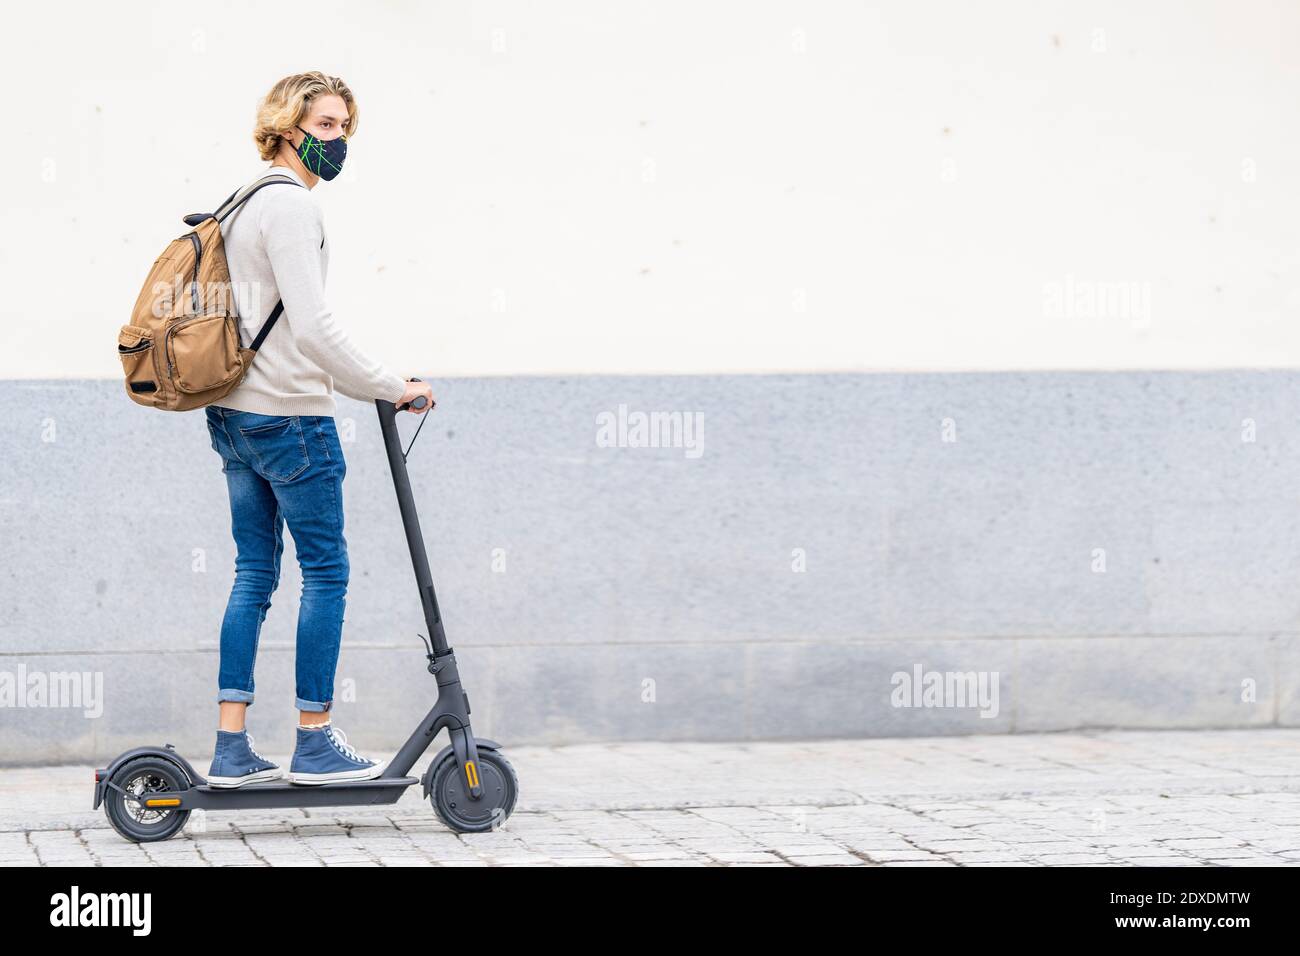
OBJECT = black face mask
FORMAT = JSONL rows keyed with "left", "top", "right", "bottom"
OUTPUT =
{"left": 296, "top": 125, "right": 347, "bottom": 180}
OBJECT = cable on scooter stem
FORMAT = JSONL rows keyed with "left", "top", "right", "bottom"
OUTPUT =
{"left": 401, "top": 405, "right": 428, "bottom": 463}
{"left": 394, "top": 376, "right": 433, "bottom": 464}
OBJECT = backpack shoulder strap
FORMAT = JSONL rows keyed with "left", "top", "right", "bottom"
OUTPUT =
{"left": 249, "top": 301, "right": 284, "bottom": 352}
{"left": 216, "top": 173, "right": 302, "bottom": 224}
{"left": 182, "top": 174, "right": 302, "bottom": 227}
{"left": 222, "top": 173, "right": 305, "bottom": 352}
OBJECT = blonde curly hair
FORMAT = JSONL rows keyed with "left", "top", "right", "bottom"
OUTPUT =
{"left": 253, "top": 71, "right": 359, "bottom": 161}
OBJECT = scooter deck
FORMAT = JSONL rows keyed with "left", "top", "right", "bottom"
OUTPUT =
{"left": 178, "top": 776, "right": 419, "bottom": 811}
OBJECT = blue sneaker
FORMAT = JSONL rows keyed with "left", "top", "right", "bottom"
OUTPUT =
{"left": 207, "top": 730, "right": 283, "bottom": 788}
{"left": 287, "top": 722, "right": 385, "bottom": 785}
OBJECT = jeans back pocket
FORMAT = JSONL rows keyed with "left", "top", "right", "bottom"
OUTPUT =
{"left": 236, "top": 415, "right": 311, "bottom": 482}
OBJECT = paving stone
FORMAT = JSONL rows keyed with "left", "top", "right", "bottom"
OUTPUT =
{"left": 10, "top": 729, "right": 1300, "bottom": 867}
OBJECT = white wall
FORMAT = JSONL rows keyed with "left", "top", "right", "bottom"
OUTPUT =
{"left": 2, "top": 0, "right": 1297, "bottom": 378}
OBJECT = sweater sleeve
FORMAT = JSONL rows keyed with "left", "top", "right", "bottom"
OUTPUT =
{"left": 259, "top": 190, "right": 408, "bottom": 405}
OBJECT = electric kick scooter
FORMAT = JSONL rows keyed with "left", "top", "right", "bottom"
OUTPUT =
{"left": 94, "top": 384, "right": 518, "bottom": 841}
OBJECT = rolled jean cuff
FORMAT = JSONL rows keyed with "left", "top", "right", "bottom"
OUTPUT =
{"left": 218, "top": 688, "right": 254, "bottom": 706}
{"left": 296, "top": 697, "right": 332, "bottom": 713}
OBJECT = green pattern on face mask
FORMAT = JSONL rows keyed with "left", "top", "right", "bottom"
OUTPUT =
{"left": 296, "top": 129, "right": 345, "bottom": 177}
{"left": 299, "top": 136, "right": 326, "bottom": 173}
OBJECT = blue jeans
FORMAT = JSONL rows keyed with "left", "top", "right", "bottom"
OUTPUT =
{"left": 205, "top": 406, "right": 349, "bottom": 713}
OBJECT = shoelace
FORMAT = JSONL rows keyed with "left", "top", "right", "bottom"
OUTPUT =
{"left": 326, "top": 726, "right": 364, "bottom": 763}
{"left": 245, "top": 734, "right": 270, "bottom": 764}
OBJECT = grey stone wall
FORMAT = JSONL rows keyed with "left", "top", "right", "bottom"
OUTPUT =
{"left": 1, "top": 372, "right": 1297, "bottom": 764}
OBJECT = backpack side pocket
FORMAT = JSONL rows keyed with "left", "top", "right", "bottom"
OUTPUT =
{"left": 118, "top": 325, "right": 159, "bottom": 403}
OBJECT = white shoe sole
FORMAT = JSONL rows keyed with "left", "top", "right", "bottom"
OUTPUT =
{"left": 286, "top": 762, "right": 386, "bottom": 786}
{"left": 207, "top": 767, "right": 284, "bottom": 788}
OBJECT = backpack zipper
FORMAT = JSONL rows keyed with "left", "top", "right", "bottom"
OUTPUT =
{"left": 186, "top": 233, "right": 202, "bottom": 312}
{"left": 164, "top": 313, "right": 205, "bottom": 381}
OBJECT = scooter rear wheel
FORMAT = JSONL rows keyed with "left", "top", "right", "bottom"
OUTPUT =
{"left": 104, "top": 756, "right": 192, "bottom": 843}
{"left": 429, "top": 748, "right": 519, "bottom": 833}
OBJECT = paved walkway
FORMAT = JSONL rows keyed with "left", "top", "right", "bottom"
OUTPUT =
{"left": 3, "top": 729, "right": 1300, "bottom": 866}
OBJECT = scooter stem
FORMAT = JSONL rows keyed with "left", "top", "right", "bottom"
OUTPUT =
{"left": 376, "top": 398, "right": 449, "bottom": 657}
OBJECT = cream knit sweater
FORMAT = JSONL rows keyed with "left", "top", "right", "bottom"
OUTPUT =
{"left": 213, "top": 164, "right": 407, "bottom": 417}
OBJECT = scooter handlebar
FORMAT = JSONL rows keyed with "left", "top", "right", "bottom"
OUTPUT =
{"left": 395, "top": 377, "right": 433, "bottom": 413}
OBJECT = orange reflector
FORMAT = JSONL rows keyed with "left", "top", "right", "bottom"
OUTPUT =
{"left": 145, "top": 798, "right": 181, "bottom": 807}
{"left": 464, "top": 761, "right": 479, "bottom": 788}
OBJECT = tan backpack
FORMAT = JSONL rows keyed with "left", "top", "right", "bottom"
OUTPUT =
{"left": 117, "top": 173, "right": 303, "bottom": 410}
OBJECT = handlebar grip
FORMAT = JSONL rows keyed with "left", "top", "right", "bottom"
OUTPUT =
{"left": 395, "top": 377, "right": 432, "bottom": 412}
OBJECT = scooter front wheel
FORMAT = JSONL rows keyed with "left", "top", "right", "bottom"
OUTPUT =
{"left": 103, "top": 756, "right": 192, "bottom": 843}
{"left": 429, "top": 748, "right": 519, "bottom": 833}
